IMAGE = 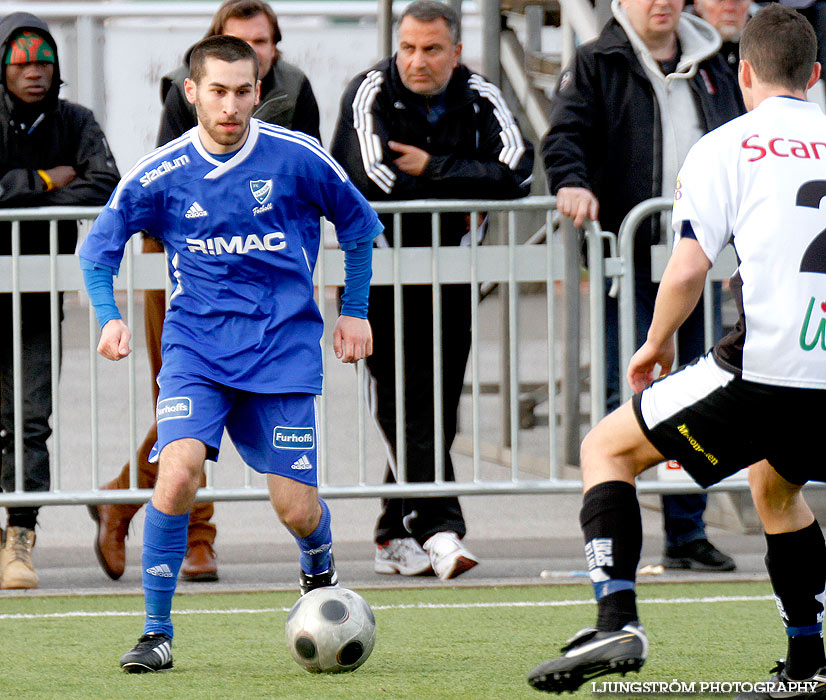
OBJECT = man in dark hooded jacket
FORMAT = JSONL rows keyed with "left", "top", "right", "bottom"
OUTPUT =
{"left": 0, "top": 11, "right": 119, "bottom": 589}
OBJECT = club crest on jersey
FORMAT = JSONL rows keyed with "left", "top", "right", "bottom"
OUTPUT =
{"left": 273, "top": 426, "right": 314, "bottom": 450}
{"left": 250, "top": 179, "right": 273, "bottom": 204}
{"left": 157, "top": 396, "right": 192, "bottom": 422}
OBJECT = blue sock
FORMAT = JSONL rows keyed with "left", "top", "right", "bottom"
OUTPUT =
{"left": 295, "top": 498, "right": 332, "bottom": 575}
{"left": 141, "top": 502, "right": 189, "bottom": 639}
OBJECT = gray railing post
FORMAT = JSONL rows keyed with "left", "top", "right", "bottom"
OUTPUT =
{"left": 448, "top": 0, "right": 463, "bottom": 26}
{"left": 378, "top": 0, "right": 393, "bottom": 58}
{"left": 481, "top": 0, "right": 501, "bottom": 84}
{"left": 525, "top": 5, "right": 544, "bottom": 54}
{"left": 560, "top": 216, "right": 581, "bottom": 465}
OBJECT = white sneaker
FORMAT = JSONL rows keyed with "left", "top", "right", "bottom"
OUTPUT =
{"left": 423, "top": 531, "right": 479, "bottom": 581}
{"left": 374, "top": 537, "right": 433, "bottom": 575}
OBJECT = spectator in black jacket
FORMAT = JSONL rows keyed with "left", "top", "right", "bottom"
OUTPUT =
{"left": 0, "top": 11, "right": 119, "bottom": 589}
{"left": 544, "top": 0, "right": 744, "bottom": 573}
{"left": 87, "top": 0, "right": 322, "bottom": 586}
{"left": 331, "top": 0, "right": 533, "bottom": 581}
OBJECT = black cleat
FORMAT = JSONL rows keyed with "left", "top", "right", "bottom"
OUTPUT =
{"left": 662, "top": 538, "right": 735, "bottom": 571}
{"left": 120, "top": 633, "right": 173, "bottom": 673}
{"left": 299, "top": 554, "right": 338, "bottom": 596}
{"left": 527, "top": 622, "right": 648, "bottom": 693}
{"left": 734, "top": 660, "right": 826, "bottom": 699}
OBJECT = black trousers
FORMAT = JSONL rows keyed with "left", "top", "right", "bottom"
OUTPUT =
{"left": 367, "top": 284, "right": 471, "bottom": 546}
{"left": 0, "top": 295, "right": 57, "bottom": 527}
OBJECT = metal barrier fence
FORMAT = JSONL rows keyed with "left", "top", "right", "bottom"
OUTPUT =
{"left": 0, "top": 197, "right": 752, "bottom": 509}
{"left": 615, "top": 197, "right": 739, "bottom": 403}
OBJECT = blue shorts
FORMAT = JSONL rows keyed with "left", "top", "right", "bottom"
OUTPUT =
{"left": 149, "top": 372, "right": 319, "bottom": 486}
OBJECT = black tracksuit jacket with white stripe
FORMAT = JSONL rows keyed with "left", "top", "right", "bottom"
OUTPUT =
{"left": 330, "top": 57, "right": 533, "bottom": 544}
{"left": 331, "top": 56, "right": 534, "bottom": 247}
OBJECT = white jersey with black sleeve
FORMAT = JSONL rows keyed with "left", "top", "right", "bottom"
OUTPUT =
{"left": 672, "top": 96, "right": 826, "bottom": 389}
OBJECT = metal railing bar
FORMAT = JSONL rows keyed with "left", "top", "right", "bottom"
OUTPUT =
{"left": 508, "top": 211, "right": 520, "bottom": 480}
{"left": 49, "top": 220, "right": 61, "bottom": 489}
{"left": 432, "top": 212, "right": 445, "bottom": 484}
{"left": 392, "top": 212, "right": 406, "bottom": 484}
{"left": 0, "top": 477, "right": 803, "bottom": 507}
{"left": 11, "top": 221, "right": 24, "bottom": 492}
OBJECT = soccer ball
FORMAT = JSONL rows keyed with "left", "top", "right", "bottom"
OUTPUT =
{"left": 285, "top": 586, "right": 376, "bottom": 673}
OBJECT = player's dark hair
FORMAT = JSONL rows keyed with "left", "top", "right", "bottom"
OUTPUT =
{"left": 189, "top": 35, "right": 258, "bottom": 84}
{"left": 399, "top": 0, "right": 461, "bottom": 44}
{"left": 207, "top": 0, "right": 281, "bottom": 45}
{"left": 740, "top": 4, "right": 816, "bottom": 91}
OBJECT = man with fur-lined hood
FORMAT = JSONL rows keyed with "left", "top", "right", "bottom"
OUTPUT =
{"left": 542, "top": 0, "right": 744, "bottom": 574}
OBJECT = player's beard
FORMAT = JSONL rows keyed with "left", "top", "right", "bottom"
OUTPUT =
{"left": 195, "top": 101, "right": 250, "bottom": 148}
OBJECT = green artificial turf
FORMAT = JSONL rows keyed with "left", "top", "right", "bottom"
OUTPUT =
{"left": 0, "top": 582, "right": 784, "bottom": 699}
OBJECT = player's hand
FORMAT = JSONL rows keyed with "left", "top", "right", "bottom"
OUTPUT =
{"left": 43, "top": 165, "right": 77, "bottom": 189}
{"left": 97, "top": 318, "right": 132, "bottom": 361}
{"left": 333, "top": 315, "right": 373, "bottom": 363}
{"left": 556, "top": 186, "right": 599, "bottom": 228}
{"left": 388, "top": 141, "right": 431, "bottom": 176}
{"left": 626, "top": 337, "right": 675, "bottom": 394}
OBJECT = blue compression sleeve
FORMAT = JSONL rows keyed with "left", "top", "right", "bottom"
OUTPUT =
{"left": 79, "top": 256, "right": 121, "bottom": 329}
{"left": 339, "top": 238, "right": 372, "bottom": 319}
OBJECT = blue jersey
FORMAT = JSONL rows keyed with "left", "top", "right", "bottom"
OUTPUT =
{"left": 80, "top": 119, "right": 382, "bottom": 394}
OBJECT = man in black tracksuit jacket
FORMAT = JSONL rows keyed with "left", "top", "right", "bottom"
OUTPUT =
{"left": 544, "top": 0, "right": 744, "bottom": 572}
{"left": 331, "top": 0, "right": 533, "bottom": 581}
{"left": 0, "top": 11, "right": 119, "bottom": 588}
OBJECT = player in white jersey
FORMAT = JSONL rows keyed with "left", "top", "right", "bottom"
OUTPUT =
{"left": 78, "top": 36, "right": 382, "bottom": 673}
{"left": 528, "top": 6, "right": 826, "bottom": 698}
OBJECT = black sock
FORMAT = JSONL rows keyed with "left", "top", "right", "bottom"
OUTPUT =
{"left": 7, "top": 507, "right": 38, "bottom": 531}
{"left": 580, "top": 480, "right": 642, "bottom": 631}
{"left": 765, "top": 520, "right": 826, "bottom": 679}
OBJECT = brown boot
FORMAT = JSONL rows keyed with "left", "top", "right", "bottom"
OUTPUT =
{"left": 181, "top": 540, "right": 218, "bottom": 582}
{"left": 88, "top": 424, "right": 158, "bottom": 580}
{"left": 181, "top": 489, "right": 218, "bottom": 582}
{"left": 1, "top": 526, "right": 38, "bottom": 589}
{"left": 88, "top": 483, "right": 140, "bottom": 581}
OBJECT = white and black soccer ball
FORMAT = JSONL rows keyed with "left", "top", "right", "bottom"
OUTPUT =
{"left": 285, "top": 586, "right": 376, "bottom": 673}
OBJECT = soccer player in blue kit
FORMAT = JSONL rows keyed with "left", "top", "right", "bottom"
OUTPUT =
{"left": 78, "top": 35, "right": 382, "bottom": 673}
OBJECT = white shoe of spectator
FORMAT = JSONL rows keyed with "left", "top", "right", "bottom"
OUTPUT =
{"left": 423, "top": 531, "right": 479, "bottom": 581}
{"left": 374, "top": 537, "right": 433, "bottom": 575}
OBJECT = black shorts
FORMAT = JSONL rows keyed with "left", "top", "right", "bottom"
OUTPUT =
{"left": 632, "top": 353, "right": 826, "bottom": 488}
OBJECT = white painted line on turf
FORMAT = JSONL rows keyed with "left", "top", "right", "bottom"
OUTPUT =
{"left": 372, "top": 595, "right": 776, "bottom": 609}
{"left": 0, "top": 594, "right": 774, "bottom": 621}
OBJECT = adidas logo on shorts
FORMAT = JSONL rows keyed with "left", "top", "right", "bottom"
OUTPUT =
{"left": 290, "top": 456, "right": 312, "bottom": 471}
{"left": 145, "top": 564, "right": 174, "bottom": 578}
{"left": 185, "top": 201, "right": 208, "bottom": 219}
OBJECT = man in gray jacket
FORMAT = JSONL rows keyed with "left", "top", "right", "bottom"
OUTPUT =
{"left": 544, "top": 0, "right": 744, "bottom": 574}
